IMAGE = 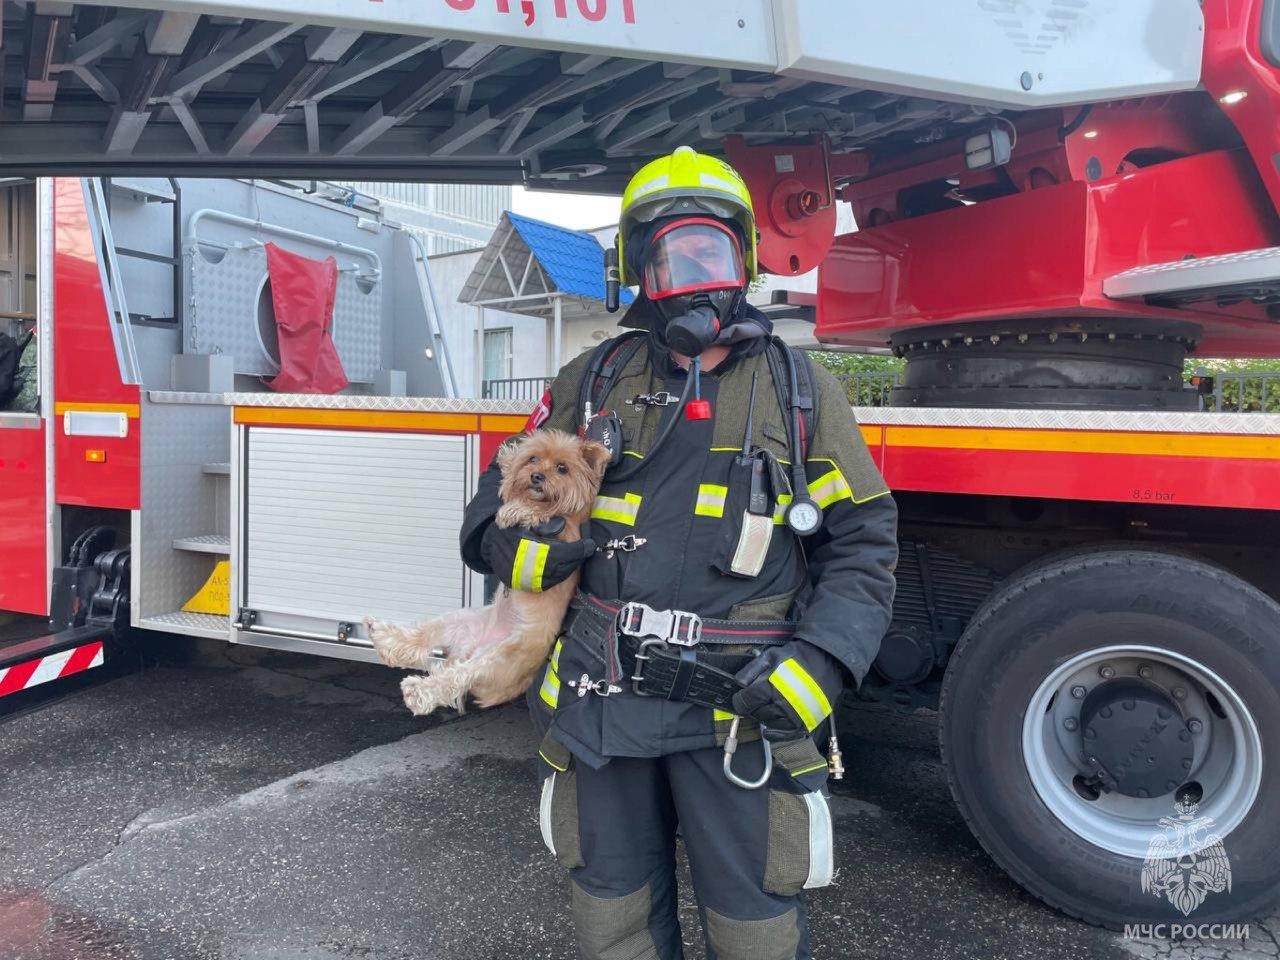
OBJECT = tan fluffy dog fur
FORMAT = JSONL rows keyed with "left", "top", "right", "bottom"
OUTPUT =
{"left": 366, "top": 429, "right": 608, "bottom": 716}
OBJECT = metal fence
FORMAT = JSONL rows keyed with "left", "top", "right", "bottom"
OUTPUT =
{"left": 833, "top": 370, "right": 902, "bottom": 407}
{"left": 483, "top": 377, "right": 551, "bottom": 401}
{"left": 1194, "top": 370, "right": 1280, "bottom": 413}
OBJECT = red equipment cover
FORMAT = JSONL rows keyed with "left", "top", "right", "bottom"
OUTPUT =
{"left": 264, "top": 243, "right": 348, "bottom": 394}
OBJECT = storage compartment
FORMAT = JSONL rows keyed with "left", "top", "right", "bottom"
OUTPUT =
{"left": 240, "top": 426, "right": 470, "bottom": 649}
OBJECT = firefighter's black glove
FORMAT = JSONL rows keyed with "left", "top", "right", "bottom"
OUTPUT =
{"left": 731, "top": 641, "right": 845, "bottom": 743}
{"left": 480, "top": 522, "right": 595, "bottom": 593}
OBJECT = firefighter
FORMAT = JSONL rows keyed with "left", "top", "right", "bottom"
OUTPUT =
{"left": 461, "top": 146, "right": 898, "bottom": 960}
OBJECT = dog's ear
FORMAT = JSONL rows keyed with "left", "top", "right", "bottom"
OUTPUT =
{"left": 495, "top": 437, "right": 524, "bottom": 474}
{"left": 579, "top": 440, "right": 611, "bottom": 479}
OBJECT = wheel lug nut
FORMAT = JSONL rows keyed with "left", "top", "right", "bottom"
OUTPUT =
{"left": 1182, "top": 758, "right": 1193, "bottom": 769}
{"left": 1166, "top": 780, "right": 1179, "bottom": 792}
{"left": 1099, "top": 665, "right": 1116, "bottom": 679}
{"left": 1136, "top": 788, "right": 1149, "bottom": 798}
{"left": 1064, "top": 717, "right": 1079, "bottom": 731}
{"left": 1172, "top": 687, "right": 1187, "bottom": 700}
{"left": 1084, "top": 728, "right": 1097, "bottom": 740}
{"left": 1099, "top": 706, "right": 1113, "bottom": 719}
{"left": 1138, "top": 664, "right": 1154, "bottom": 679}
{"left": 1071, "top": 685, "right": 1087, "bottom": 700}
{"left": 1122, "top": 700, "right": 1136, "bottom": 711}
{"left": 1188, "top": 718, "right": 1203, "bottom": 734}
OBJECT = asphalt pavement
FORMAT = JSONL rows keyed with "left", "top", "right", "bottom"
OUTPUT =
{"left": 0, "top": 635, "right": 1276, "bottom": 960}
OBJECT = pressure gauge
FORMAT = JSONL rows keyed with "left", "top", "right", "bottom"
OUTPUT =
{"left": 785, "top": 498, "right": 822, "bottom": 536}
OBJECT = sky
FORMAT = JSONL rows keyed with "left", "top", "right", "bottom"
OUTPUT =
{"left": 511, "top": 185, "right": 621, "bottom": 231}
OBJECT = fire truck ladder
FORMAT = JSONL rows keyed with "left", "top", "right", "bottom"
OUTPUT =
{"left": 83, "top": 178, "right": 142, "bottom": 385}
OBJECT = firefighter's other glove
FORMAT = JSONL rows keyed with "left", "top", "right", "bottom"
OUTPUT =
{"left": 480, "top": 522, "right": 595, "bottom": 593}
{"left": 732, "top": 641, "right": 845, "bottom": 743}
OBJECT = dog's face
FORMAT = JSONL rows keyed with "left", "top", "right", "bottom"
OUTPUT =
{"left": 496, "top": 429, "right": 609, "bottom": 521}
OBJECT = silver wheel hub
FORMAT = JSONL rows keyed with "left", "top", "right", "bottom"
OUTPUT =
{"left": 1022, "top": 645, "right": 1262, "bottom": 858}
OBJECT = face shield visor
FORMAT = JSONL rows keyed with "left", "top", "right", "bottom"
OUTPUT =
{"left": 640, "top": 218, "right": 746, "bottom": 302}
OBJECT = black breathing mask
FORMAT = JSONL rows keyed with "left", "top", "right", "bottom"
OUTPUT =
{"left": 655, "top": 288, "right": 743, "bottom": 357}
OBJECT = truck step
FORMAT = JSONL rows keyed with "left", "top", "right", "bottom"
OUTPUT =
{"left": 137, "top": 611, "right": 230, "bottom": 640}
{"left": 172, "top": 534, "right": 230, "bottom": 555}
{"left": 202, "top": 462, "right": 231, "bottom": 476}
{"left": 1104, "top": 246, "right": 1280, "bottom": 302}
{"left": 0, "top": 627, "right": 107, "bottom": 699}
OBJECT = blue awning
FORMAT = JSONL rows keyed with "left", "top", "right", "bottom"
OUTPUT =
{"left": 459, "top": 211, "right": 633, "bottom": 318}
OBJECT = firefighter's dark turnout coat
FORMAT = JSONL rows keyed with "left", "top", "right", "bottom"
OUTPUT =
{"left": 460, "top": 308, "right": 898, "bottom": 959}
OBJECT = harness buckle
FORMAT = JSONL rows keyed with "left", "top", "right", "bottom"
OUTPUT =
{"left": 630, "top": 391, "right": 678, "bottom": 410}
{"left": 617, "top": 601, "right": 703, "bottom": 648}
{"left": 599, "top": 535, "right": 647, "bottom": 560}
{"left": 570, "top": 672, "right": 623, "bottom": 698}
{"left": 629, "top": 637, "right": 668, "bottom": 697}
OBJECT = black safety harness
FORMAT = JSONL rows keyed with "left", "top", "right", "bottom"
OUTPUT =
{"left": 561, "top": 592, "right": 797, "bottom": 711}
{"left": 565, "top": 331, "right": 819, "bottom": 708}
{"left": 564, "top": 330, "right": 826, "bottom": 788}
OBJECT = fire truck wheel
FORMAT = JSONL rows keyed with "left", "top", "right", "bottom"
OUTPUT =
{"left": 939, "top": 548, "right": 1280, "bottom": 929}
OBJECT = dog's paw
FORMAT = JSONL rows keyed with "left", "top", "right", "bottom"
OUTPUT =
{"left": 401, "top": 676, "right": 442, "bottom": 716}
{"left": 401, "top": 675, "right": 469, "bottom": 717}
{"left": 365, "top": 618, "right": 414, "bottom": 668}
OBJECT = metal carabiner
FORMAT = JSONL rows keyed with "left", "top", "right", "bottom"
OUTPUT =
{"left": 722, "top": 717, "right": 772, "bottom": 790}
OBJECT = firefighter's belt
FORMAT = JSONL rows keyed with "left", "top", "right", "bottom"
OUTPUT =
{"left": 564, "top": 593, "right": 795, "bottom": 712}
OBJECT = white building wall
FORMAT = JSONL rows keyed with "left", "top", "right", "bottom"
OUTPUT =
{"left": 334, "top": 181, "right": 513, "bottom": 255}
{"left": 427, "top": 248, "right": 550, "bottom": 399}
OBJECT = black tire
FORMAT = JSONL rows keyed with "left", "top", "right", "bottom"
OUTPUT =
{"left": 939, "top": 548, "right": 1280, "bottom": 929}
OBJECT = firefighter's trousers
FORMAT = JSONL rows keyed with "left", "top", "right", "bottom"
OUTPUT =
{"left": 538, "top": 737, "right": 835, "bottom": 960}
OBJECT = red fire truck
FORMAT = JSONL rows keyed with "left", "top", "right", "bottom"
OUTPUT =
{"left": 1, "top": 0, "right": 1278, "bottom": 930}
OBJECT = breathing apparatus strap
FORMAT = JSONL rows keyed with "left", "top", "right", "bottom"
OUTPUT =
{"left": 577, "top": 329, "right": 650, "bottom": 424}
{"left": 764, "top": 337, "right": 818, "bottom": 474}
{"left": 576, "top": 331, "right": 819, "bottom": 501}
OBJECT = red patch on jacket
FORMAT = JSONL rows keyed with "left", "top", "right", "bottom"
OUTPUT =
{"left": 524, "top": 389, "right": 553, "bottom": 432}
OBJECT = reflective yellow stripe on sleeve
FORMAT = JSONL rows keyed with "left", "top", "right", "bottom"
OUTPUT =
{"left": 591, "top": 492, "right": 642, "bottom": 525}
{"left": 768, "top": 657, "right": 833, "bottom": 732}
{"left": 539, "top": 638, "right": 564, "bottom": 709}
{"left": 808, "top": 468, "right": 853, "bottom": 510}
{"left": 512, "top": 538, "right": 551, "bottom": 592}
{"left": 695, "top": 484, "right": 728, "bottom": 518}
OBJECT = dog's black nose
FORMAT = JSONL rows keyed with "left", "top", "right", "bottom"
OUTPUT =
{"left": 531, "top": 472, "right": 545, "bottom": 485}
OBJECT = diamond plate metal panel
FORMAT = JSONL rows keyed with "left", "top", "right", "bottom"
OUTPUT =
{"left": 172, "top": 534, "right": 231, "bottom": 554}
{"left": 138, "top": 611, "right": 231, "bottom": 639}
{"left": 149, "top": 390, "right": 535, "bottom": 415}
{"left": 138, "top": 399, "right": 233, "bottom": 620}
{"left": 185, "top": 242, "right": 382, "bottom": 382}
{"left": 1105, "top": 246, "right": 1280, "bottom": 299}
{"left": 853, "top": 406, "right": 1280, "bottom": 435}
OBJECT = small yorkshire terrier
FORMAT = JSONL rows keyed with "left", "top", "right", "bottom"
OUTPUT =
{"left": 366, "top": 429, "right": 608, "bottom": 716}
